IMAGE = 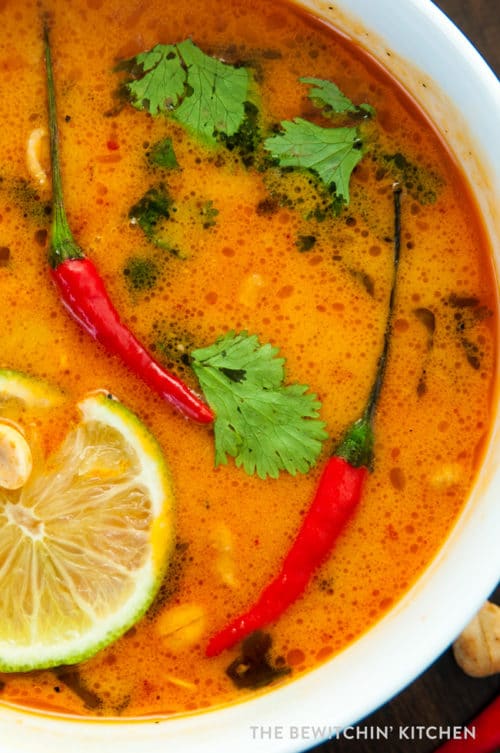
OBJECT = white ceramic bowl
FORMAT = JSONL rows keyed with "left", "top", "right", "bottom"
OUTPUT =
{"left": 1, "top": 1, "right": 499, "bottom": 751}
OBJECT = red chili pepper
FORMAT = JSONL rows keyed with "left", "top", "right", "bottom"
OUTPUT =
{"left": 206, "top": 457, "right": 367, "bottom": 656}
{"left": 433, "top": 695, "right": 500, "bottom": 753}
{"left": 52, "top": 258, "right": 213, "bottom": 422}
{"left": 43, "top": 24, "right": 213, "bottom": 425}
{"left": 206, "top": 187, "right": 402, "bottom": 657}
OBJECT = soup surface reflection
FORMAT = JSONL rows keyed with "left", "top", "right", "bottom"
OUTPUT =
{"left": 0, "top": 0, "right": 497, "bottom": 718}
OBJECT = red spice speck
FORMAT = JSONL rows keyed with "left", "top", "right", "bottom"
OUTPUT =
{"left": 107, "top": 140, "right": 119, "bottom": 150}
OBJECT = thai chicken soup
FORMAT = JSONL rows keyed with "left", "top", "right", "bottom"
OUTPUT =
{"left": 0, "top": 0, "right": 497, "bottom": 718}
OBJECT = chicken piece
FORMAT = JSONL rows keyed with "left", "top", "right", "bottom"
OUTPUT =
{"left": 156, "top": 603, "right": 206, "bottom": 651}
{"left": 26, "top": 127, "right": 49, "bottom": 186}
{"left": 211, "top": 522, "right": 239, "bottom": 588}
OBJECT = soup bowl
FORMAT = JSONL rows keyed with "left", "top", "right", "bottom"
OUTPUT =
{"left": 1, "top": 0, "right": 499, "bottom": 751}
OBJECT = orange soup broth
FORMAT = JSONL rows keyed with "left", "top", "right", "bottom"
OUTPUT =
{"left": 0, "top": 0, "right": 497, "bottom": 718}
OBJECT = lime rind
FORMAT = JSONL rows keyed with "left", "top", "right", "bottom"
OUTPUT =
{"left": 0, "top": 566, "right": 160, "bottom": 673}
{"left": 0, "top": 368, "right": 66, "bottom": 409}
{"left": 0, "top": 389, "right": 175, "bottom": 673}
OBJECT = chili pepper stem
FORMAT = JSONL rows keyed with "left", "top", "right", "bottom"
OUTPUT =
{"left": 335, "top": 185, "right": 402, "bottom": 469}
{"left": 363, "top": 185, "right": 402, "bottom": 425}
{"left": 43, "top": 20, "right": 84, "bottom": 266}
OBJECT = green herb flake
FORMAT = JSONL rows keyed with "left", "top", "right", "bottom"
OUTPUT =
{"left": 301, "top": 77, "right": 375, "bottom": 117}
{"left": 381, "top": 151, "right": 442, "bottom": 204}
{"left": 128, "top": 184, "right": 182, "bottom": 256}
{"left": 191, "top": 331, "right": 328, "bottom": 479}
{"left": 295, "top": 234, "right": 317, "bottom": 252}
{"left": 8, "top": 177, "right": 52, "bottom": 223}
{"left": 217, "top": 100, "right": 261, "bottom": 165}
{"left": 129, "top": 184, "right": 172, "bottom": 238}
{"left": 123, "top": 256, "right": 160, "bottom": 292}
{"left": 199, "top": 199, "right": 219, "bottom": 228}
{"left": 147, "top": 138, "right": 179, "bottom": 169}
{"left": 151, "top": 321, "right": 198, "bottom": 386}
{"left": 123, "top": 39, "right": 250, "bottom": 144}
{"left": 264, "top": 118, "right": 364, "bottom": 204}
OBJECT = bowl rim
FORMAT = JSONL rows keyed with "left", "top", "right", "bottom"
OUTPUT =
{"left": 1, "top": 1, "right": 499, "bottom": 751}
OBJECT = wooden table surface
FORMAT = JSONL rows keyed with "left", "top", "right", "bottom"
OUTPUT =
{"left": 309, "top": 2, "right": 500, "bottom": 752}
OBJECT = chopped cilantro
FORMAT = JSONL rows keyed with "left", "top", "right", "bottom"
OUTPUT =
{"left": 151, "top": 321, "right": 198, "bottom": 386}
{"left": 128, "top": 184, "right": 182, "bottom": 256}
{"left": 199, "top": 199, "right": 219, "bottom": 228}
{"left": 147, "top": 138, "right": 178, "bottom": 169}
{"left": 301, "top": 77, "right": 375, "bottom": 118}
{"left": 264, "top": 118, "right": 364, "bottom": 204}
{"left": 129, "top": 184, "right": 172, "bottom": 238}
{"left": 191, "top": 331, "right": 328, "bottom": 479}
{"left": 263, "top": 167, "right": 343, "bottom": 219}
{"left": 217, "top": 100, "right": 261, "bottom": 166}
{"left": 4, "top": 177, "right": 52, "bottom": 223}
{"left": 380, "top": 151, "right": 441, "bottom": 204}
{"left": 295, "top": 234, "right": 317, "bottom": 252}
{"left": 123, "top": 256, "right": 160, "bottom": 292}
{"left": 445, "top": 293, "right": 491, "bottom": 371}
{"left": 123, "top": 39, "right": 250, "bottom": 144}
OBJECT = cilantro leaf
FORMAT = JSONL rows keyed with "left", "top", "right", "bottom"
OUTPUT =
{"left": 264, "top": 118, "right": 364, "bottom": 204}
{"left": 300, "top": 77, "right": 375, "bottom": 117}
{"left": 123, "top": 39, "right": 250, "bottom": 144}
{"left": 127, "top": 44, "right": 185, "bottom": 116}
{"left": 191, "top": 332, "right": 328, "bottom": 479}
{"left": 174, "top": 39, "right": 249, "bottom": 142}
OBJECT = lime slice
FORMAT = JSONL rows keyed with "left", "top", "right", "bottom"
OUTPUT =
{"left": 0, "top": 383, "right": 174, "bottom": 672}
